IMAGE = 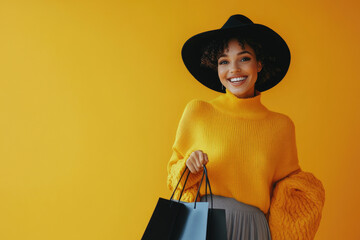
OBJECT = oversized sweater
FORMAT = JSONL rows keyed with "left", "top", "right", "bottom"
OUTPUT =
{"left": 167, "top": 88, "right": 325, "bottom": 239}
{"left": 167, "top": 88, "right": 301, "bottom": 213}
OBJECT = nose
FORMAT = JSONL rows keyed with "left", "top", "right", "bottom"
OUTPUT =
{"left": 229, "top": 61, "right": 241, "bottom": 73}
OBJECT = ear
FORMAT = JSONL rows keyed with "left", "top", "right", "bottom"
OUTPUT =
{"left": 257, "top": 61, "right": 263, "bottom": 72}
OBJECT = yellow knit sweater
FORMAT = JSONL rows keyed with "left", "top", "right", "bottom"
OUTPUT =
{"left": 167, "top": 89, "right": 325, "bottom": 238}
{"left": 167, "top": 89, "right": 301, "bottom": 213}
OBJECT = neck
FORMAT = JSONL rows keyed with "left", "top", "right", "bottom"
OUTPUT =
{"left": 209, "top": 88, "right": 269, "bottom": 119}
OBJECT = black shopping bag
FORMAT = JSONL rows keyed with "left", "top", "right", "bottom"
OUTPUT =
{"left": 203, "top": 167, "right": 228, "bottom": 240}
{"left": 142, "top": 166, "right": 209, "bottom": 240}
{"left": 206, "top": 208, "right": 227, "bottom": 240}
{"left": 141, "top": 197, "right": 185, "bottom": 240}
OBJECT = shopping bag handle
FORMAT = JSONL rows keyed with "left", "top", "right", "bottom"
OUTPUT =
{"left": 170, "top": 166, "right": 207, "bottom": 204}
{"left": 204, "top": 165, "right": 214, "bottom": 209}
{"left": 194, "top": 165, "right": 214, "bottom": 209}
{"left": 169, "top": 166, "right": 191, "bottom": 202}
{"left": 169, "top": 165, "right": 214, "bottom": 209}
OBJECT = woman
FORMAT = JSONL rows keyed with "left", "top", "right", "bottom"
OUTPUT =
{"left": 167, "top": 14, "right": 325, "bottom": 240}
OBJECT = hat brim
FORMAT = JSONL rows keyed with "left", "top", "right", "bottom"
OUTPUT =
{"left": 181, "top": 24, "right": 291, "bottom": 92}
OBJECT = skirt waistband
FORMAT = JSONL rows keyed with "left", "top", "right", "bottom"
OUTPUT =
{"left": 200, "top": 195, "right": 265, "bottom": 215}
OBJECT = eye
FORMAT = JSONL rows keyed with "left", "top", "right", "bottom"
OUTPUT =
{"left": 218, "top": 60, "right": 228, "bottom": 65}
{"left": 241, "top": 57, "right": 251, "bottom": 62}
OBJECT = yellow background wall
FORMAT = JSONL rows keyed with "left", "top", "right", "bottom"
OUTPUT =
{"left": 1, "top": 0, "right": 359, "bottom": 239}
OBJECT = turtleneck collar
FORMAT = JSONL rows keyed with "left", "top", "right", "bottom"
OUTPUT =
{"left": 209, "top": 88, "right": 269, "bottom": 119}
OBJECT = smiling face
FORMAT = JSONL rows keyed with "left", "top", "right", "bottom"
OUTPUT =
{"left": 217, "top": 38, "right": 263, "bottom": 98}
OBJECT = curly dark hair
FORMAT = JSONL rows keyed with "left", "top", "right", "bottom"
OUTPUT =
{"left": 200, "top": 33, "right": 281, "bottom": 89}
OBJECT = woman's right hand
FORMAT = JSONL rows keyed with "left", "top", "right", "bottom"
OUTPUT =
{"left": 186, "top": 150, "right": 209, "bottom": 174}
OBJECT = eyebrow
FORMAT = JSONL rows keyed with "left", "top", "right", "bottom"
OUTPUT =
{"left": 219, "top": 51, "right": 253, "bottom": 58}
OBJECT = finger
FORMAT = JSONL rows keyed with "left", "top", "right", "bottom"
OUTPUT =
{"left": 186, "top": 159, "right": 195, "bottom": 172}
{"left": 194, "top": 152, "right": 202, "bottom": 169}
{"left": 195, "top": 156, "right": 202, "bottom": 169}
{"left": 188, "top": 158, "right": 199, "bottom": 172}
{"left": 199, "top": 152, "right": 205, "bottom": 165}
{"left": 204, "top": 154, "right": 209, "bottom": 165}
{"left": 193, "top": 160, "right": 200, "bottom": 172}
{"left": 187, "top": 161, "right": 196, "bottom": 174}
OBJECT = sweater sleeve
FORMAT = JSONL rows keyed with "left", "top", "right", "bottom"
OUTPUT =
{"left": 268, "top": 170, "right": 326, "bottom": 240}
{"left": 166, "top": 100, "right": 204, "bottom": 202}
{"left": 273, "top": 116, "right": 301, "bottom": 183}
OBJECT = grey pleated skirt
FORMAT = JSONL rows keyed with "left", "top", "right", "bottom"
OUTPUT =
{"left": 200, "top": 195, "right": 272, "bottom": 240}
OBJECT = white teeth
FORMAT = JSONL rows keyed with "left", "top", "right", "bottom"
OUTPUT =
{"left": 229, "top": 77, "right": 247, "bottom": 82}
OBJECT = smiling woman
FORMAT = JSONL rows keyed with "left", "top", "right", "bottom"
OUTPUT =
{"left": 167, "top": 14, "right": 325, "bottom": 240}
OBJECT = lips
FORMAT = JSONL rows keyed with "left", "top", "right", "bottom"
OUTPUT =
{"left": 228, "top": 76, "right": 248, "bottom": 82}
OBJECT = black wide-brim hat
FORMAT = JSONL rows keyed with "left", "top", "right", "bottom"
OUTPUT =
{"left": 181, "top": 14, "right": 291, "bottom": 93}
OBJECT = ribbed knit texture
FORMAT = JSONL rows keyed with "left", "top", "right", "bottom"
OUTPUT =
{"left": 167, "top": 89, "right": 301, "bottom": 214}
{"left": 268, "top": 171, "right": 325, "bottom": 239}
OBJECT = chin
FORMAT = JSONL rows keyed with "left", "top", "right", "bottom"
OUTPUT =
{"left": 229, "top": 87, "right": 247, "bottom": 95}
{"left": 229, "top": 87, "right": 254, "bottom": 98}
